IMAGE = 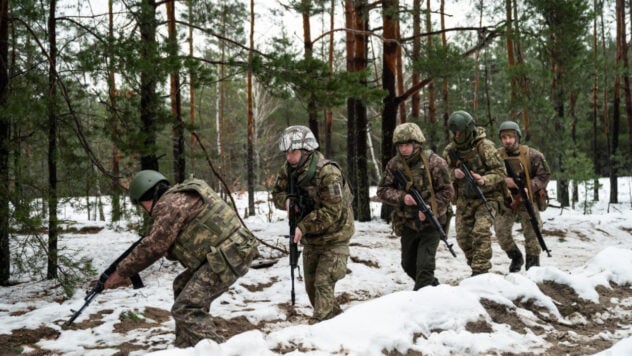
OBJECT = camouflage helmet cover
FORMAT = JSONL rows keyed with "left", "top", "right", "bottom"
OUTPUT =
{"left": 498, "top": 121, "right": 522, "bottom": 139}
{"left": 278, "top": 125, "right": 319, "bottom": 152}
{"left": 129, "top": 170, "right": 169, "bottom": 204}
{"left": 393, "top": 122, "right": 426, "bottom": 144}
{"left": 447, "top": 110, "right": 475, "bottom": 133}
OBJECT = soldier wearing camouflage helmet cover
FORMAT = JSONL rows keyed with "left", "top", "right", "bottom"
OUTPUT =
{"left": 104, "top": 170, "right": 259, "bottom": 348}
{"left": 442, "top": 110, "right": 507, "bottom": 276}
{"left": 377, "top": 122, "right": 454, "bottom": 289}
{"left": 271, "top": 125, "right": 355, "bottom": 324}
{"left": 495, "top": 121, "right": 551, "bottom": 272}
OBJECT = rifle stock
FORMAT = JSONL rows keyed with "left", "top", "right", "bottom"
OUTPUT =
{"left": 64, "top": 238, "right": 145, "bottom": 327}
{"left": 395, "top": 170, "right": 457, "bottom": 258}
{"left": 504, "top": 160, "right": 552, "bottom": 257}
{"left": 449, "top": 150, "right": 495, "bottom": 219}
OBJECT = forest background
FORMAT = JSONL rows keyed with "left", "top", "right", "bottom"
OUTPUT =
{"left": 0, "top": 0, "right": 631, "bottom": 291}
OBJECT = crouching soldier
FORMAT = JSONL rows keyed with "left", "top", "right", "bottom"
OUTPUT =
{"left": 104, "top": 170, "right": 259, "bottom": 348}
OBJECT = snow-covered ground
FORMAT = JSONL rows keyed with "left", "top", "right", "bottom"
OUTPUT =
{"left": 1, "top": 178, "right": 632, "bottom": 355}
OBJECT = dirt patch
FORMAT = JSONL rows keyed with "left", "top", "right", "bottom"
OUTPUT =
{"left": 242, "top": 277, "right": 278, "bottom": 292}
{"left": 0, "top": 326, "right": 60, "bottom": 355}
{"left": 350, "top": 255, "right": 380, "bottom": 268}
{"left": 215, "top": 315, "right": 260, "bottom": 340}
{"left": 465, "top": 319, "right": 493, "bottom": 333}
{"left": 480, "top": 298, "right": 528, "bottom": 334}
{"left": 62, "top": 309, "right": 114, "bottom": 330}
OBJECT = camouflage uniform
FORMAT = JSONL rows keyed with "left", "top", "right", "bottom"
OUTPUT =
{"left": 495, "top": 145, "right": 551, "bottom": 265}
{"left": 272, "top": 151, "right": 355, "bottom": 322}
{"left": 377, "top": 147, "right": 454, "bottom": 290}
{"left": 117, "top": 179, "right": 259, "bottom": 348}
{"left": 443, "top": 127, "right": 506, "bottom": 275}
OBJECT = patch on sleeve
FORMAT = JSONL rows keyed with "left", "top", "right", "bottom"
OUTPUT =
{"left": 329, "top": 182, "right": 342, "bottom": 198}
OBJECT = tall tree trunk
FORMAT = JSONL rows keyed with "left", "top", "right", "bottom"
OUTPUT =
{"left": 188, "top": 0, "right": 196, "bottom": 174}
{"left": 324, "top": 0, "right": 335, "bottom": 157}
{"left": 505, "top": 0, "right": 517, "bottom": 117}
{"left": 472, "top": 0, "right": 483, "bottom": 113}
{"left": 0, "top": 0, "right": 10, "bottom": 285}
{"left": 346, "top": 0, "right": 370, "bottom": 221}
{"left": 167, "top": 0, "right": 185, "bottom": 183}
{"left": 344, "top": 0, "right": 357, "bottom": 211}
{"left": 302, "top": 0, "right": 319, "bottom": 141}
{"left": 247, "top": 0, "right": 255, "bottom": 216}
{"left": 396, "top": 21, "right": 405, "bottom": 123}
{"left": 425, "top": 0, "right": 435, "bottom": 123}
{"left": 139, "top": 0, "right": 159, "bottom": 170}
{"left": 439, "top": 0, "right": 448, "bottom": 152}
{"left": 107, "top": 0, "right": 122, "bottom": 222}
{"left": 601, "top": 0, "right": 611, "bottom": 202}
{"left": 624, "top": 0, "right": 632, "bottom": 153}
{"left": 380, "top": 0, "right": 399, "bottom": 220}
{"left": 512, "top": 0, "right": 530, "bottom": 137}
{"left": 591, "top": 0, "right": 599, "bottom": 201}
{"left": 611, "top": 0, "right": 625, "bottom": 204}
{"left": 411, "top": 0, "right": 421, "bottom": 121}
{"left": 47, "top": 0, "right": 58, "bottom": 279}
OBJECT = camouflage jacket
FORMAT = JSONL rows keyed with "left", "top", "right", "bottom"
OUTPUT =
{"left": 498, "top": 144, "right": 551, "bottom": 198}
{"left": 116, "top": 188, "right": 205, "bottom": 278}
{"left": 442, "top": 127, "right": 507, "bottom": 203}
{"left": 272, "top": 151, "right": 354, "bottom": 251}
{"left": 117, "top": 179, "right": 258, "bottom": 278}
{"left": 377, "top": 148, "right": 454, "bottom": 233}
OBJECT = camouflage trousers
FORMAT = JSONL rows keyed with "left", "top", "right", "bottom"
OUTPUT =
{"left": 302, "top": 244, "right": 348, "bottom": 321}
{"left": 455, "top": 199, "right": 497, "bottom": 274}
{"left": 400, "top": 226, "right": 440, "bottom": 290}
{"left": 171, "top": 262, "right": 234, "bottom": 348}
{"left": 494, "top": 207, "right": 542, "bottom": 256}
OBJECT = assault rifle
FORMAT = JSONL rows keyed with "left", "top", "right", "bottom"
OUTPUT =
{"left": 448, "top": 150, "right": 495, "bottom": 219}
{"left": 64, "top": 238, "right": 145, "bottom": 327}
{"left": 504, "top": 160, "right": 552, "bottom": 257}
{"left": 287, "top": 173, "right": 303, "bottom": 305}
{"left": 395, "top": 169, "right": 457, "bottom": 258}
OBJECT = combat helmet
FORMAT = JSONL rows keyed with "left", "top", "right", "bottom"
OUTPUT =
{"left": 129, "top": 170, "right": 169, "bottom": 204}
{"left": 278, "top": 125, "right": 319, "bottom": 152}
{"left": 393, "top": 122, "right": 426, "bottom": 144}
{"left": 448, "top": 110, "right": 477, "bottom": 144}
{"left": 498, "top": 121, "right": 522, "bottom": 140}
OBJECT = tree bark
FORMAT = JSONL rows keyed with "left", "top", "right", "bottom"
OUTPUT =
{"left": 167, "top": 0, "right": 185, "bottom": 183}
{"left": 247, "top": 0, "right": 255, "bottom": 216}
{"left": 139, "top": 0, "right": 159, "bottom": 171}
{"left": 0, "top": 0, "right": 10, "bottom": 285}
{"left": 47, "top": 0, "right": 58, "bottom": 279}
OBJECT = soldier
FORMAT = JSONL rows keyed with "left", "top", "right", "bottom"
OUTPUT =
{"left": 377, "top": 123, "right": 454, "bottom": 290}
{"left": 443, "top": 110, "right": 506, "bottom": 276}
{"left": 271, "top": 125, "right": 355, "bottom": 324}
{"left": 103, "top": 170, "right": 259, "bottom": 348}
{"left": 495, "top": 121, "right": 551, "bottom": 271}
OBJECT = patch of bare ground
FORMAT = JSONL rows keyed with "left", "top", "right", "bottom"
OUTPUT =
{"left": 480, "top": 298, "right": 529, "bottom": 334}
{"left": 0, "top": 326, "right": 60, "bottom": 355}
{"left": 242, "top": 276, "right": 278, "bottom": 292}
{"left": 536, "top": 280, "right": 632, "bottom": 355}
{"left": 350, "top": 255, "right": 380, "bottom": 268}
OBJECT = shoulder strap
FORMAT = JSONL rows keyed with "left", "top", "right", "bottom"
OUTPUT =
{"left": 518, "top": 145, "right": 534, "bottom": 200}
{"left": 419, "top": 150, "right": 439, "bottom": 216}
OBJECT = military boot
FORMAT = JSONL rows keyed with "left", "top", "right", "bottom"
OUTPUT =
{"left": 525, "top": 255, "right": 540, "bottom": 270}
{"left": 507, "top": 248, "right": 524, "bottom": 273}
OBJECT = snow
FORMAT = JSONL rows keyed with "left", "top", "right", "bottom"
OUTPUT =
{"left": 1, "top": 178, "right": 632, "bottom": 355}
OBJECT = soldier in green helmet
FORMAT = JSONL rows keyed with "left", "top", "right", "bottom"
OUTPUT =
{"left": 104, "top": 170, "right": 259, "bottom": 348}
{"left": 495, "top": 121, "right": 551, "bottom": 271}
{"left": 377, "top": 122, "right": 454, "bottom": 289}
{"left": 442, "top": 110, "right": 506, "bottom": 276}
{"left": 271, "top": 125, "right": 355, "bottom": 324}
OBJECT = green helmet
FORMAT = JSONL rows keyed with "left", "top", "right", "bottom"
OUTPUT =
{"left": 278, "top": 125, "right": 319, "bottom": 152}
{"left": 448, "top": 110, "right": 475, "bottom": 133}
{"left": 393, "top": 122, "right": 426, "bottom": 144}
{"left": 129, "top": 170, "right": 169, "bottom": 204}
{"left": 448, "top": 110, "right": 477, "bottom": 145}
{"left": 498, "top": 121, "right": 522, "bottom": 139}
